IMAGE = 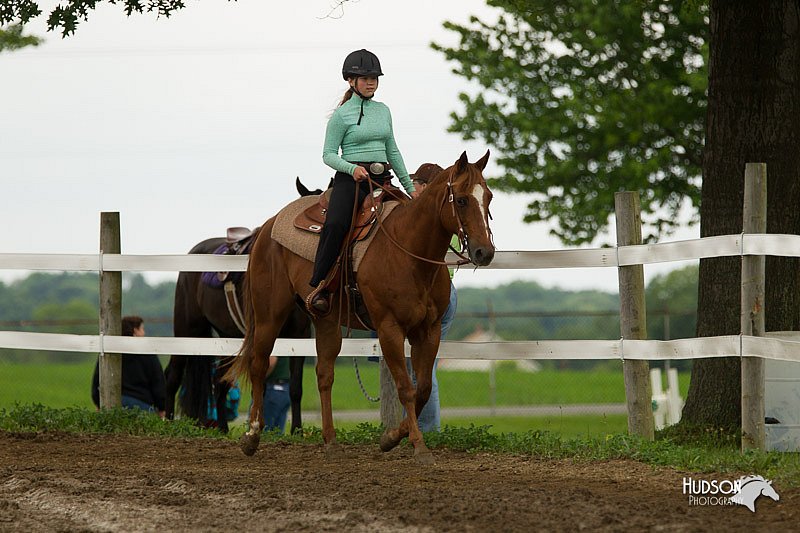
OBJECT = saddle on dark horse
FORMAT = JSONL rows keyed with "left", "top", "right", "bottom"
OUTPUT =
{"left": 200, "top": 227, "right": 260, "bottom": 334}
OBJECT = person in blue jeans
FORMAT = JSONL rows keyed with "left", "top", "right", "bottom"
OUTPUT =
{"left": 91, "top": 316, "right": 166, "bottom": 417}
{"left": 404, "top": 163, "right": 459, "bottom": 432}
{"left": 260, "top": 355, "right": 291, "bottom": 433}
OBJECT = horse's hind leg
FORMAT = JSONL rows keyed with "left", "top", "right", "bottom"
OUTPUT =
{"left": 241, "top": 317, "right": 292, "bottom": 454}
{"left": 164, "top": 355, "right": 186, "bottom": 421}
{"left": 288, "top": 354, "right": 304, "bottom": 434}
{"left": 240, "top": 290, "right": 296, "bottom": 456}
{"left": 214, "top": 364, "right": 231, "bottom": 434}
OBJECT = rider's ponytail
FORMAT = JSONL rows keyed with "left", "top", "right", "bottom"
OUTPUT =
{"left": 339, "top": 87, "right": 354, "bottom": 107}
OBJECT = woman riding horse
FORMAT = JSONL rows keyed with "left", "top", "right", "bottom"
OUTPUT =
{"left": 307, "top": 49, "right": 419, "bottom": 315}
{"left": 225, "top": 150, "right": 495, "bottom": 464}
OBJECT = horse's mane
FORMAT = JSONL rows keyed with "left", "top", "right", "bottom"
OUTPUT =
{"left": 426, "top": 160, "right": 484, "bottom": 191}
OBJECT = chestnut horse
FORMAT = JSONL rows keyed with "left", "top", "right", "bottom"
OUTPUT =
{"left": 225, "top": 151, "right": 495, "bottom": 464}
{"left": 164, "top": 233, "right": 312, "bottom": 433}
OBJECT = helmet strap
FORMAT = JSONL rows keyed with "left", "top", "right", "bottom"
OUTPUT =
{"left": 350, "top": 76, "right": 374, "bottom": 126}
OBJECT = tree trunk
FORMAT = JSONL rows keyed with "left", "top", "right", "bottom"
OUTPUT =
{"left": 682, "top": 1, "right": 800, "bottom": 428}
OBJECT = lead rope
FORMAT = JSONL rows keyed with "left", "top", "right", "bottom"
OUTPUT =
{"left": 350, "top": 174, "right": 380, "bottom": 402}
{"left": 353, "top": 357, "right": 380, "bottom": 402}
{"left": 348, "top": 172, "right": 471, "bottom": 401}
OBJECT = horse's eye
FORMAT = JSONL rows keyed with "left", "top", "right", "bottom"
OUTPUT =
{"left": 456, "top": 197, "right": 467, "bottom": 207}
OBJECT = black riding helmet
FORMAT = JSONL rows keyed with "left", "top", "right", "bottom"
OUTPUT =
{"left": 342, "top": 49, "right": 383, "bottom": 125}
{"left": 342, "top": 49, "right": 383, "bottom": 80}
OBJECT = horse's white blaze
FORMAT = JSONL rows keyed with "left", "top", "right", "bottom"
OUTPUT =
{"left": 471, "top": 183, "right": 490, "bottom": 238}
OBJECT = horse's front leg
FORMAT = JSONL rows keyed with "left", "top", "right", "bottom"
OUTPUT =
{"left": 377, "top": 325, "right": 434, "bottom": 464}
{"left": 410, "top": 329, "right": 438, "bottom": 424}
{"left": 314, "top": 319, "right": 342, "bottom": 449}
{"left": 164, "top": 355, "right": 186, "bottom": 421}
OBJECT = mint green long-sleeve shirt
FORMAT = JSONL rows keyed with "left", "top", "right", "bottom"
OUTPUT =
{"left": 322, "top": 94, "right": 414, "bottom": 193}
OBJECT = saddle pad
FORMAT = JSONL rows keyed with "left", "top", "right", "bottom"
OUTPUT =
{"left": 271, "top": 195, "right": 401, "bottom": 272}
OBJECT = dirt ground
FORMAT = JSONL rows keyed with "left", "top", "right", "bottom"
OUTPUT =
{"left": 0, "top": 431, "right": 796, "bottom": 532}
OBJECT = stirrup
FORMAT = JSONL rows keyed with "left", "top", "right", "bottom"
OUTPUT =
{"left": 305, "top": 287, "right": 331, "bottom": 317}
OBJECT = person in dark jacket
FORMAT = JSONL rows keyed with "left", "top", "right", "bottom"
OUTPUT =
{"left": 91, "top": 315, "right": 166, "bottom": 418}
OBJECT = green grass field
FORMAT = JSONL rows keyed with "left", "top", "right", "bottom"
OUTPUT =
{"left": 0, "top": 358, "right": 684, "bottom": 437}
{"left": 318, "top": 414, "right": 629, "bottom": 439}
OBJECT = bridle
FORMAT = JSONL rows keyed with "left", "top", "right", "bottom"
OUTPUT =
{"left": 334, "top": 170, "right": 487, "bottom": 333}
{"left": 365, "top": 172, "right": 487, "bottom": 268}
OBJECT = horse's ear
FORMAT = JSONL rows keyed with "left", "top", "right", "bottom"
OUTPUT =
{"left": 476, "top": 150, "right": 490, "bottom": 171}
{"left": 456, "top": 151, "right": 469, "bottom": 173}
{"left": 296, "top": 177, "right": 310, "bottom": 196}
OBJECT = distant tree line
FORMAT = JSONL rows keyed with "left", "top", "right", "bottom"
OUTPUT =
{"left": 0, "top": 266, "right": 697, "bottom": 368}
{"left": 0, "top": 273, "right": 174, "bottom": 362}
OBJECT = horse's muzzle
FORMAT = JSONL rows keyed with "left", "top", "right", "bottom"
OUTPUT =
{"left": 470, "top": 246, "right": 495, "bottom": 267}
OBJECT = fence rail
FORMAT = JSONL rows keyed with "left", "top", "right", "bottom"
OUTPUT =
{"left": 2, "top": 233, "right": 800, "bottom": 272}
{"left": 5, "top": 230, "right": 799, "bottom": 430}
{"left": 2, "top": 330, "right": 800, "bottom": 363}
{"left": 3, "top": 232, "right": 800, "bottom": 363}
{"left": 1, "top": 169, "right": 796, "bottom": 448}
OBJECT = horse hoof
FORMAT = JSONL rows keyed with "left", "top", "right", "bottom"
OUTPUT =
{"left": 240, "top": 433, "right": 260, "bottom": 456}
{"left": 379, "top": 429, "right": 402, "bottom": 452}
{"left": 413, "top": 448, "right": 435, "bottom": 466}
{"left": 324, "top": 443, "right": 344, "bottom": 459}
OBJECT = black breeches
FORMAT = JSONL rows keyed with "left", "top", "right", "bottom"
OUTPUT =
{"left": 310, "top": 171, "right": 387, "bottom": 287}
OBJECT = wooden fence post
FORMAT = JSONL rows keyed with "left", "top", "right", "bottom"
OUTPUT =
{"left": 99, "top": 212, "right": 122, "bottom": 409}
{"left": 615, "top": 191, "right": 655, "bottom": 440}
{"left": 379, "top": 357, "right": 403, "bottom": 428}
{"left": 741, "top": 163, "right": 767, "bottom": 451}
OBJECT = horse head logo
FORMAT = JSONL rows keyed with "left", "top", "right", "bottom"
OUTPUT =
{"left": 729, "top": 475, "right": 780, "bottom": 512}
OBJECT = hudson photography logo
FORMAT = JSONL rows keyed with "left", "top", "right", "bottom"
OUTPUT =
{"left": 682, "top": 475, "right": 780, "bottom": 512}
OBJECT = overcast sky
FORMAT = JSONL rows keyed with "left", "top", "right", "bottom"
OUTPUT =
{"left": 0, "top": 0, "right": 699, "bottom": 291}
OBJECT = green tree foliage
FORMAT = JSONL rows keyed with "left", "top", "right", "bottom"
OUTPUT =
{"left": 645, "top": 264, "right": 697, "bottom": 340}
{"left": 0, "top": 0, "right": 230, "bottom": 37}
{"left": 450, "top": 280, "right": 620, "bottom": 346}
{"left": 0, "top": 23, "right": 42, "bottom": 52}
{"left": 121, "top": 273, "right": 175, "bottom": 336}
{"left": 3, "top": 273, "right": 99, "bottom": 320}
{"left": 32, "top": 299, "right": 97, "bottom": 335}
{"left": 0, "top": 272, "right": 175, "bottom": 362}
{"left": 645, "top": 264, "right": 698, "bottom": 371}
{"left": 434, "top": 1, "right": 708, "bottom": 245}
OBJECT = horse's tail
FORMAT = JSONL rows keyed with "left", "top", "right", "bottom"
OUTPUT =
{"left": 179, "top": 356, "right": 214, "bottom": 420}
{"left": 222, "top": 271, "right": 255, "bottom": 387}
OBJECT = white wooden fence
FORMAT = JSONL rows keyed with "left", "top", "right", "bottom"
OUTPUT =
{"left": 4, "top": 233, "right": 800, "bottom": 361}
{"left": 2, "top": 164, "right": 799, "bottom": 450}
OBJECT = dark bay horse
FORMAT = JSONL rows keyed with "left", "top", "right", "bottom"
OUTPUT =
{"left": 164, "top": 231, "right": 313, "bottom": 433}
{"left": 225, "top": 151, "right": 495, "bottom": 463}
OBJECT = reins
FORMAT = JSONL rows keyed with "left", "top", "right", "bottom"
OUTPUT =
{"left": 365, "top": 174, "right": 472, "bottom": 268}
{"left": 332, "top": 170, "right": 479, "bottom": 334}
